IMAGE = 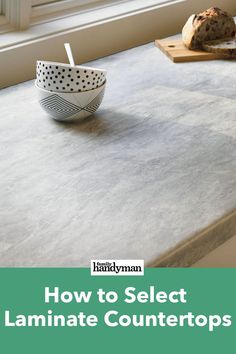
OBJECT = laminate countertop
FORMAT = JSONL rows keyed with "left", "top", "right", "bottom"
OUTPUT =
{"left": 1, "top": 42, "right": 236, "bottom": 267}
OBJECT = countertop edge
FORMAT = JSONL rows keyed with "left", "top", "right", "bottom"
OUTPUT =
{"left": 149, "top": 209, "right": 236, "bottom": 267}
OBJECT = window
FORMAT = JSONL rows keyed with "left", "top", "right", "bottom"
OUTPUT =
{"left": 31, "top": 0, "right": 105, "bottom": 19}
{"left": 0, "top": 0, "right": 6, "bottom": 25}
{"left": 0, "top": 0, "right": 123, "bottom": 30}
{"left": 0, "top": 0, "right": 4, "bottom": 14}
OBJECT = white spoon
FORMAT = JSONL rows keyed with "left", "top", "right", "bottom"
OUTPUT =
{"left": 64, "top": 42, "right": 76, "bottom": 67}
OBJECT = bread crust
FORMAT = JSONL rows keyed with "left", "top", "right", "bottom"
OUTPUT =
{"left": 182, "top": 7, "right": 236, "bottom": 49}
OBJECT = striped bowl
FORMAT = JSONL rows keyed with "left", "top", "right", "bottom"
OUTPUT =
{"left": 35, "top": 80, "right": 106, "bottom": 122}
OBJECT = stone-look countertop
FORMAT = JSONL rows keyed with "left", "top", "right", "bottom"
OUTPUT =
{"left": 1, "top": 42, "right": 236, "bottom": 267}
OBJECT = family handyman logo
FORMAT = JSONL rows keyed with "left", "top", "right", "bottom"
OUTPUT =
{"left": 91, "top": 260, "right": 144, "bottom": 276}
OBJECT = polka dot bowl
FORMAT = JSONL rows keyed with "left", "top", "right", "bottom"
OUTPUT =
{"left": 36, "top": 60, "right": 106, "bottom": 93}
{"left": 35, "top": 80, "right": 106, "bottom": 122}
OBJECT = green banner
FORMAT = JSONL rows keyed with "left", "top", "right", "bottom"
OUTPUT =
{"left": 0, "top": 269, "right": 235, "bottom": 353}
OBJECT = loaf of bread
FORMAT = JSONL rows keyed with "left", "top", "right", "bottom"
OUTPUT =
{"left": 182, "top": 7, "right": 236, "bottom": 49}
{"left": 202, "top": 37, "right": 236, "bottom": 57}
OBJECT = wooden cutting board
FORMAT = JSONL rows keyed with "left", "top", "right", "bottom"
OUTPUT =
{"left": 155, "top": 39, "right": 223, "bottom": 63}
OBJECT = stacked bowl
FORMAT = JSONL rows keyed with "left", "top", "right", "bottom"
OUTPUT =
{"left": 35, "top": 60, "right": 107, "bottom": 122}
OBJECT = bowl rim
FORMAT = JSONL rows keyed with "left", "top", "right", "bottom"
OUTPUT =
{"left": 35, "top": 80, "right": 106, "bottom": 94}
{"left": 36, "top": 60, "right": 107, "bottom": 74}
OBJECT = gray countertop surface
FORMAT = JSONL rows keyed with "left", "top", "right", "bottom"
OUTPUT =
{"left": 1, "top": 42, "right": 236, "bottom": 267}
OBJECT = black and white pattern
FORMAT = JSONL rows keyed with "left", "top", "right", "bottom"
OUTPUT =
{"left": 36, "top": 61, "right": 106, "bottom": 93}
{"left": 39, "top": 88, "right": 105, "bottom": 120}
{"left": 84, "top": 89, "right": 105, "bottom": 114}
{"left": 39, "top": 94, "right": 82, "bottom": 120}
